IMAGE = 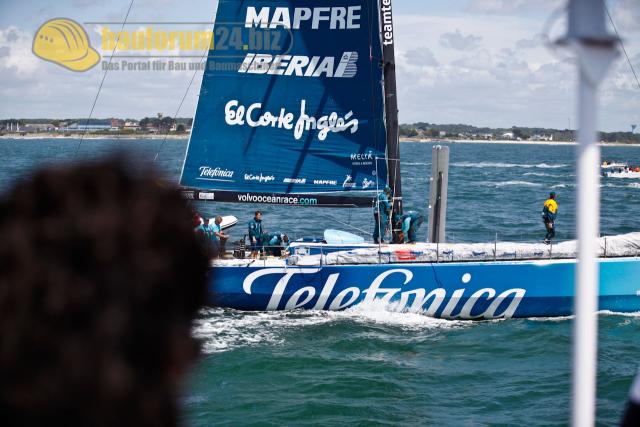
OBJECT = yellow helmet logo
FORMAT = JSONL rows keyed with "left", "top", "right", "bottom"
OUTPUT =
{"left": 32, "top": 18, "right": 100, "bottom": 72}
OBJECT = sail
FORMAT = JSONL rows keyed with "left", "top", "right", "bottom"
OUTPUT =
{"left": 180, "top": 0, "right": 388, "bottom": 206}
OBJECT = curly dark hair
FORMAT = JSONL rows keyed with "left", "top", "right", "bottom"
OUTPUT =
{"left": 0, "top": 158, "right": 208, "bottom": 427}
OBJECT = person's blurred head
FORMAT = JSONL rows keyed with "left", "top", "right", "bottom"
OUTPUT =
{"left": 215, "top": 216, "right": 223, "bottom": 225}
{"left": 191, "top": 210, "right": 202, "bottom": 227}
{"left": 254, "top": 210, "right": 262, "bottom": 220}
{"left": 550, "top": 191, "right": 557, "bottom": 200}
{"left": 0, "top": 157, "right": 208, "bottom": 427}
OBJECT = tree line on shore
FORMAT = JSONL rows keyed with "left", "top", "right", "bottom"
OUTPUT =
{"left": 399, "top": 122, "right": 640, "bottom": 144}
{"left": 0, "top": 117, "right": 194, "bottom": 133}
{"left": 2, "top": 118, "right": 638, "bottom": 143}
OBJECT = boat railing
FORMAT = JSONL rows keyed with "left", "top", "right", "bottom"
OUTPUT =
{"left": 283, "top": 234, "right": 639, "bottom": 266}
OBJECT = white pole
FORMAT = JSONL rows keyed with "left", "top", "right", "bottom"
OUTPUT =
{"left": 573, "top": 55, "right": 600, "bottom": 427}
{"left": 562, "top": 1, "right": 618, "bottom": 426}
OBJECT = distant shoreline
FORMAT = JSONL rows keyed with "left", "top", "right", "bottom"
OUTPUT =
{"left": 0, "top": 133, "right": 189, "bottom": 140}
{"left": 400, "top": 138, "right": 640, "bottom": 147}
{"left": 1, "top": 133, "right": 639, "bottom": 146}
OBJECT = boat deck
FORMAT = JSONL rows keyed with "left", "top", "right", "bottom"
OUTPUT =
{"left": 210, "top": 232, "right": 640, "bottom": 267}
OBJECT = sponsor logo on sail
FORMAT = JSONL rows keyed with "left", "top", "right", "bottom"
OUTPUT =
{"left": 313, "top": 179, "right": 338, "bottom": 186}
{"left": 362, "top": 178, "right": 374, "bottom": 189}
{"left": 350, "top": 152, "right": 374, "bottom": 160}
{"left": 237, "top": 193, "right": 317, "bottom": 205}
{"left": 283, "top": 178, "right": 307, "bottom": 184}
{"left": 380, "top": 0, "right": 394, "bottom": 46}
{"left": 245, "top": 6, "right": 362, "bottom": 30}
{"left": 239, "top": 52, "right": 358, "bottom": 78}
{"left": 244, "top": 173, "right": 275, "bottom": 183}
{"left": 350, "top": 151, "right": 375, "bottom": 166}
{"left": 198, "top": 166, "right": 234, "bottom": 180}
{"left": 225, "top": 99, "right": 358, "bottom": 141}
{"left": 242, "top": 268, "right": 526, "bottom": 319}
{"left": 342, "top": 174, "right": 356, "bottom": 188}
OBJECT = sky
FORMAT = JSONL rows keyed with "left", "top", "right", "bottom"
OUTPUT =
{"left": 0, "top": 0, "right": 638, "bottom": 132}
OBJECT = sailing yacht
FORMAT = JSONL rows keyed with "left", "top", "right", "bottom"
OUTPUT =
{"left": 178, "top": 0, "right": 640, "bottom": 319}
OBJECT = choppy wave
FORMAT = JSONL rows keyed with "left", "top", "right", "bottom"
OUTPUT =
{"left": 597, "top": 310, "right": 640, "bottom": 317}
{"left": 193, "top": 308, "right": 334, "bottom": 354}
{"left": 528, "top": 311, "right": 640, "bottom": 322}
{"left": 523, "top": 172, "right": 556, "bottom": 177}
{"left": 493, "top": 180, "right": 543, "bottom": 188}
{"left": 452, "top": 161, "right": 569, "bottom": 169}
{"left": 601, "top": 182, "right": 640, "bottom": 189}
{"left": 403, "top": 162, "right": 431, "bottom": 166}
{"left": 193, "top": 301, "right": 470, "bottom": 354}
{"left": 328, "top": 299, "right": 472, "bottom": 329}
{"left": 527, "top": 315, "right": 574, "bottom": 322}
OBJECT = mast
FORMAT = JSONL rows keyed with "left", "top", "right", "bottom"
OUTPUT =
{"left": 379, "top": 0, "right": 402, "bottom": 215}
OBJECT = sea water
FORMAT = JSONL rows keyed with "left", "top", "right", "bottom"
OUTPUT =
{"left": 1, "top": 138, "right": 639, "bottom": 426}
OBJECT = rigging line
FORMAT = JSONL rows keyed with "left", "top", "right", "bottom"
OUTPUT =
{"left": 604, "top": 3, "right": 640, "bottom": 92}
{"left": 74, "top": 0, "right": 136, "bottom": 157}
{"left": 153, "top": 48, "right": 209, "bottom": 163}
{"left": 331, "top": 216, "right": 370, "bottom": 236}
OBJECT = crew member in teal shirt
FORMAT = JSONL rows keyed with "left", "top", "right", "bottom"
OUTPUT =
{"left": 263, "top": 233, "right": 289, "bottom": 257}
{"left": 396, "top": 210, "right": 424, "bottom": 243}
{"left": 373, "top": 186, "right": 392, "bottom": 243}
{"left": 195, "top": 217, "right": 216, "bottom": 258}
{"left": 248, "top": 210, "right": 263, "bottom": 258}
{"left": 210, "top": 216, "right": 229, "bottom": 257}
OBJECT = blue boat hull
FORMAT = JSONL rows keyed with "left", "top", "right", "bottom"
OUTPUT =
{"left": 208, "top": 258, "right": 640, "bottom": 319}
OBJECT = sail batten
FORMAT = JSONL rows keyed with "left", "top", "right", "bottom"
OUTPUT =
{"left": 180, "top": 0, "right": 390, "bottom": 205}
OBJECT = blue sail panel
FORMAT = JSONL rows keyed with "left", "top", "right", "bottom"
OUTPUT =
{"left": 180, "top": 0, "right": 388, "bottom": 196}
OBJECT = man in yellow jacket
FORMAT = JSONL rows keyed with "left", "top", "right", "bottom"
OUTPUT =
{"left": 542, "top": 192, "right": 558, "bottom": 244}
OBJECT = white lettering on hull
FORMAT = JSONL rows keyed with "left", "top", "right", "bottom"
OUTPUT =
{"left": 241, "top": 268, "right": 526, "bottom": 319}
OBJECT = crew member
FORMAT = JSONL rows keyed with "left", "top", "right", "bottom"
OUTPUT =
{"left": 248, "top": 210, "right": 263, "bottom": 258}
{"left": 542, "top": 191, "right": 558, "bottom": 244}
{"left": 373, "top": 186, "right": 392, "bottom": 244}
{"left": 396, "top": 210, "right": 424, "bottom": 243}
{"left": 195, "top": 217, "right": 216, "bottom": 258}
{"left": 263, "top": 233, "right": 289, "bottom": 257}
{"left": 210, "top": 215, "right": 229, "bottom": 258}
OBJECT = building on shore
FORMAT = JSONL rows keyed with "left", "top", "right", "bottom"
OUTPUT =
{"left": 110, "top": 118, "right": 125, "bottom": 130}
{"left": 124, "top": 120, "right": 140, "bottom": 131}
{"left": 67, "top": 123, "right": 112, "bottom": 132}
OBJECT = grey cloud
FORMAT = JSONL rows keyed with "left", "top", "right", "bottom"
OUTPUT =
{"left": 613, "top": 0, "right": 640, "bottom": 33}
{"left": 6, "top": 29, "right": 19, "bottom": 43}
{"left": 439, "top": 29, "right": 482, "bottom": 51}
{"left": 0, "top": 46, "right": 9, "bottom": 57}
{"left": 466, "top": 0, "right": 564, "bottom": 15}
{"left": 516, "top": 36, "right": 541, "bottom": 49}
{"left": 451, "top": 50, "right": 493, "bottom": 71}
{"left": 500, "top": 48, "right": 516, "bottom": 57}
{"left": 72, "top": 0, "right": 102, "bottom": 7}
{"left": 404, "top": 47, "right": 439, "bottom": 67}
